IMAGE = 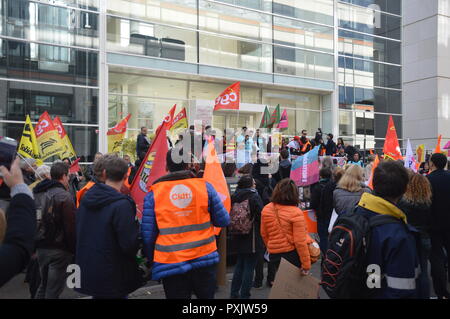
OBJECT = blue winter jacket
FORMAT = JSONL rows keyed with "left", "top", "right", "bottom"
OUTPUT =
{"left": 141, "top": 170, "right": 230, "bottom": 280}
{"left": 75, "top": 183, "right": 142, "bottom": 297}
{"left": 355, "top": 192, "right": 420, "bottom": 299}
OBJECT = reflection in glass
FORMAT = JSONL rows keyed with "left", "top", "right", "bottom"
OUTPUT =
{"left": 339, "top": 0, "right": 401, "bottom": 16}
{"left": 0, "top": 39, "right": 98, "bottom": 86}
{"left": 273, "top": 0, "right": 334, "bottom": 26}
{"left": 338, "top": 3, "right": 401, "bottom": 40}
{"left": 0, "top": 80, "right": 98, "bottom": 124}
{"left": 274, "top": 46, "right": 334, "bottom": 81}
{"left": 274, "top": 16, "right": 334, "bottom": 53}
{"left": 0, "top": 0, "right": 99, "bottom": 48}
{"left": 199, "top": 0, "right": 272, "bottom": 42}
{"left": 200, "top": 33, "right": 272, "bottom": 73}
{"left": 339, "top": 29, "right": 400, "bottom": 65}
{"left": 339, "top": 85, "right": 401, "bottom": 114}
{"left": 107, "top": 16, "right": 197, "bottom": 63}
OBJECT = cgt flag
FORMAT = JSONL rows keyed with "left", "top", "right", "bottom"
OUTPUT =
{"left": 130, "top": 110, "right": 173, "bottom": 220}
{"left": 107, "top": 114, "right": 131, "bottom": 153}
{"left": 214, "top": 82, "right": 240, "bottom": 111}
{"left": 35, "top": 111, "right": 64, "bottom": 160}
{"left": 290, "top": 146, "right": 320, "bottom": 187}
{"left": 170, "top": 107, "right": 188, "bottom": 132}
{"left": 382, "top": 115, "right": 403, "bottom": 161}
{"left": 18, "top": 115, "right": 42, "bottom": 166}
{"left": 203, "top": 137, "right": 231, "bottom": 236}
{"left": 53, "top": 116, "right": 77, "bottom": 160}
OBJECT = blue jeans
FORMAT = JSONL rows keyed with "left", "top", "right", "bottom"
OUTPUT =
{"left": 162, "top": 265, "right": 217, "bottom": 299}
{"left": 230, "top": 253, "right": 258, "bottom": 299}
{"left": 417, "top": 237, "right": 432, "bottom": 299}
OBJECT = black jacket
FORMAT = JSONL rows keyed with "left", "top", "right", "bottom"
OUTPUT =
{"left": 136, "top": 133, "right": 150, "bottom": 159}
{"left": 34, "top": 180, "right": 76, "bottom": 254}
{"left": 325, "top": 139, "right": 337, "bottom": 156}
{"left": 0, "top": 192, "right": 36, "bottom": 288}
{"left": 309, "top": 178, "right": 330, "bottom": 218}
{"left": 229, "top": 188, "right": 264, "bottom": 255}
{"left": 397, "top": 199, "right": 432, "bottom": 237}
{"left": 318, "top": 180, "right": 337, "bottom": 223}
{"left": 426, "top": 169, "right": 450, "bottom": 232}
{"left": 76, "top": 183, "right": 141, "bottom": 297}
{"left": 271, "top": 159, "right": 291, "bottom": 188}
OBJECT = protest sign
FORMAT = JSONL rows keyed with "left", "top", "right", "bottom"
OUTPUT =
{"left": 269, "top": 258, "right": 320, "bottom": 299}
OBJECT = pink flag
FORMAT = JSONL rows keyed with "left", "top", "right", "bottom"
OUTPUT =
{"left": 277, "top": 109, "right": 288, "bottom": 130}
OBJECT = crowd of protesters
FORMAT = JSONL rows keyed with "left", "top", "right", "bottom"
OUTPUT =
{"left": 1, "top": 124, "right": 450, "bottom": 300}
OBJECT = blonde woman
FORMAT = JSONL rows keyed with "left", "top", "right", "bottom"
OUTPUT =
{"left": 398, "top": 173, "right": 433, "bottom": 299}
{"left": 333, "top": 164, "right": 371, "bottom": 215}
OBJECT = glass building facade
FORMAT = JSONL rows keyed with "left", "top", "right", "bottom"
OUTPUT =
{"left": 0, "top": 0, "right": 402, "bottom": 159}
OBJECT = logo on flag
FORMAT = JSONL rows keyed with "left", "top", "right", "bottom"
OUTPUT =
{"left": 214, "top": 82, "right": 240, "bottom": 111}
{"left": 35, "top": 111, "right": 64, "bottom": 160}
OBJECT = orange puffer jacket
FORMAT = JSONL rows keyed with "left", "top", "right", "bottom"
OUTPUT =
{"left": 260, "top": 203, "right": 311, "bottom": 271}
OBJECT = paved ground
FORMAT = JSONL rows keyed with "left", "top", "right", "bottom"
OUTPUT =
{"left": 0, "top": 260, "right": 326, "bottom": 299}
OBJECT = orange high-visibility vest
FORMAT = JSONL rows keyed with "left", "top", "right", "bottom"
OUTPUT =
{"left": 151, "top": 178, "right": 216, "bottom": 264}
{"left": 124, "top": 166, "right": 132, "bottom": 189}
{"left": 301, "top": 141, "right": 311, "bottom": 153}
{"left": 76, "top": 181, "right": 95, "bottom": 208}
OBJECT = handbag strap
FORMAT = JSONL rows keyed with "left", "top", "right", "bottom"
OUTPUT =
{"left": 273, "top": 204, "right": 293, "bottom": 246}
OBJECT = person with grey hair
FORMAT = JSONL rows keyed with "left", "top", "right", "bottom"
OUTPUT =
{"left": 19, "top": 158, "right": 37, "bottom": 185}
{"left": 28, "top": 165, "right": 51, "bottom": 191}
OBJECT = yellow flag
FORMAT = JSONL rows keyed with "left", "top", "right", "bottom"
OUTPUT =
{"left": 169, "top": 108, "right": 188, "bottom": 133}
{"left": 416, "top": 144, "right": 425, "bottom": 163}
{"left": 107, "top": 114, "right": 131, "bottom": 153}
{"left": 53, "top": 116, "right": 77, "bottom": 160}
{"left": 35, "top": 111, "right": 64, "bottom": 160}
{"left": 18, "top": 115, "right": 42, "bottom": 166}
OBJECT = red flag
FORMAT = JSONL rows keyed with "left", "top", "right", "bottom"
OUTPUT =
{"left": 214, "top": 82, "right": 240, "bottom": 111}
{"left": 107, "top": 114, "right": 131, "bottom": 136}
{"left": 155, "top": 104, "right": 176, "bottom": 136}
{"left": 277, "top": 109, "right": 288, "bottom": 130}
{"left": 69, "top": 158, "right": 81, "bottom": 174}
{"left": 203, "top": 137, "right": 231, "bottom": 236}
{"left": 382, "top": 116, "right": 403, "bottom": 161}
{"left": 129, "top": 127, "right": 168, "bottom": 220}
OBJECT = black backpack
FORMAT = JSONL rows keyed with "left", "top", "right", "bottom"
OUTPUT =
{"left": 321, "top": 208, "right": 402, "bottom": 299}
{"left": 37, "top": 192, "right": 63, "bottom": 245}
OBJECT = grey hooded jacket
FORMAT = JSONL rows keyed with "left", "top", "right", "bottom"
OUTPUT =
{"left": 333, "top": 186, "right": 372, "bottom": 215}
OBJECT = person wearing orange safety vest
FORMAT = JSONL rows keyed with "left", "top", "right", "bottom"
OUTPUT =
{"left": 299, "top": 136, "right": 312, "bottom": 155}
{"left": 141, "top": 148, "right": 230, "bottom": 299}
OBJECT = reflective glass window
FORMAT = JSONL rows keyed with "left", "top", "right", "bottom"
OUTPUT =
{"left": 0, "top": 39, "right": 98, "bottom": 86}
{"left": 339, "top": 57, "right": 401, "bottom": 89}
{"left": 0, "top": 80, "right": 98, "bottom": 124}
{"left": 107, "top": 0, "right": 197, "bottom": 29}
{"left": 107, "top": 17, "right": 197, "bottom": 63}
{"left": 339, "top": 85, "right": 401, "bottom": 114}
{"left": 339, "top": 30, "right": 400, "bottom": 65}
{"left": 338, "top": 3, "right": 401, "bottom": 40}
{"left": 273, "top": 0, "right": 334, "bottom": 26}
{"left": 199, "top": 33, "right": 272, "bottom": 73}
{"left": 0, "top": 0, "right": 99, "bottom": 48}
{"left": 274, "top": 46, "right": 334, "bottom": 81}
{"left": 339, "top": 0, "right": 401, "bottom": 16}
{"left": 199, "top": 0, "right": 272, "bottom": 43}
{"left": 274, "top": 16, "right": 334, "bottom": 53}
